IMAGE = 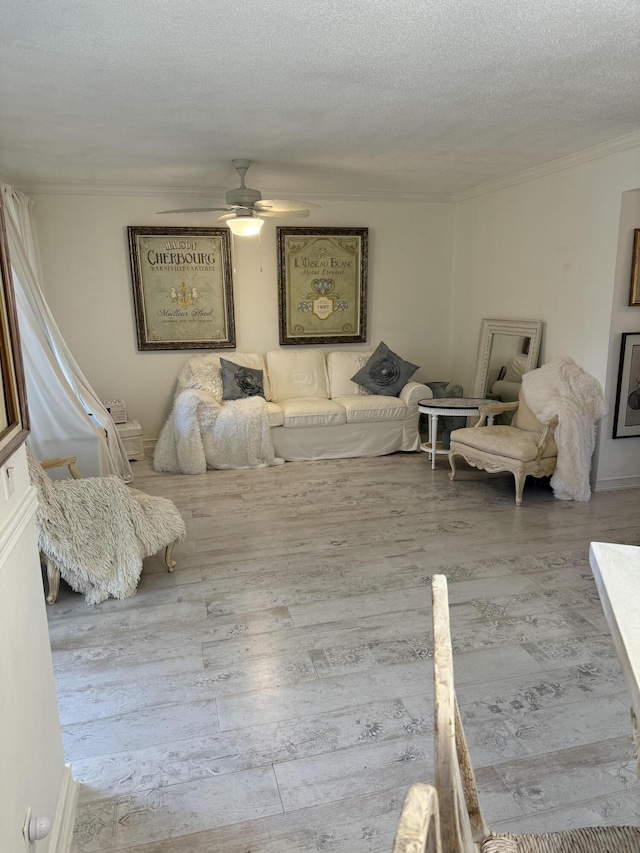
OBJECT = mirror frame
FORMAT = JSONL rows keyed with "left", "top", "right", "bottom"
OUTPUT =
{"left": 0, "top": 198, "right": 29, "bottom": 467}
{"left": 472, "top": 318, "right": 543, "bottom": 399}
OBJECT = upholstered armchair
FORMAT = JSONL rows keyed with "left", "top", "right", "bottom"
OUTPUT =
{"left": 447, "top": 387, "right": 558, "bottom": 506}
{"left": 27, "top": 450, "right": 186, "bottom": 605}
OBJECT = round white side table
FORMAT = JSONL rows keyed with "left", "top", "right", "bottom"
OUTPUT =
{"left": 418, "top": 398, "right": 495, "bottom": 470}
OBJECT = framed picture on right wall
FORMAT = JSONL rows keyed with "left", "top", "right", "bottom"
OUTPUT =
{"left": 613, "top": 332, "right": 640, "bottom": 438}
{"left": 629, "top": 229, "right": 640, "bottom": 305}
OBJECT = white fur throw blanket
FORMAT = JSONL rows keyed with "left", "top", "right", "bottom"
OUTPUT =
{"left": 28, "top": 451, "right": 186, "bottom": 605}
{"left": 522, "top": 357, "right": 607, "bottom": 502}
{"left": 154, "top": 390, "right": 284, "bottom": 475}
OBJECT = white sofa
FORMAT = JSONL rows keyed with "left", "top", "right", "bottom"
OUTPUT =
{"left": 490, "top": 356, "right": 528, "bottom": 403}
{"left": 174, "top": 349, "right": 432, "bottom": 462}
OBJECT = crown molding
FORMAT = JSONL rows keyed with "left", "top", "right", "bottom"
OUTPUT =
{"left": 453, "top": 128, "right": 640, "bottom": 202}
{"left": 16, "top": 182, "right": 452, "bottom": 204}
{"left": 13, "top": 128, "right": 640, "bottom": 204}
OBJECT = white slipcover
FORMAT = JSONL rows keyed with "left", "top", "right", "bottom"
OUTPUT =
{"left": 266, "top": 350, "right": 329, "bottom": 401}
{"left": 327, "top": 350, "right": 371, "bottom": 397}
{"left": 279, "top": 397, "right": 347, "bottom": 428}
{"left": 178, "top": 352, "right": 272, "bottom": 400}
{"left": 335, "top": 395, "right": 408, "bottom": 423}
{"left": 166, "top": 349, "right": 432, "bottom": 463}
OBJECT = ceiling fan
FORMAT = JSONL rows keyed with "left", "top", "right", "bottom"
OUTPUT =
{"left": 158, "top": 159, "right": 320, "bottom": 235}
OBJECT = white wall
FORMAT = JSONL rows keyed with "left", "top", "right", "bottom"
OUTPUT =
{"left": 25, "top": 141, "right": 640, "bottom": 486}
{"left": 0, "top": 445, "right": 68, "bottom": 852}
{"left": 450, "top": 143, "right": 640, "bottom": 489}
{"left": 595, "top": 189, "right": 640, "bottom": 487}
{"left": 30, "top": 195, "right": 453, "bottom": 443}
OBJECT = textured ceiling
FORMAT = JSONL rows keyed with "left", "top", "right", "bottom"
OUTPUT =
{"left": 1, "top": 0, "right": 640, "bottom": 199}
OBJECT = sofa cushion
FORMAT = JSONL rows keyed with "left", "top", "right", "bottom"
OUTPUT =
{"left": 328, "top": 351, "right": 375, "bottom": 398}
{"left": 351, "top": 341, "right": 419, "bottom": 397}
{"left": 179, "top": 352, "right": 272, "bottom": 400}
{"left": 335, "top": 395, "right": 408, "bottom": 423}
{"left": 183, "top": 362, "right": 224, "bottom": 401}
{"left": 279, "top": 397, "right": 347, "bottom": 428}
{"left": 490, "top": 379, "right": 521, "bottom": 403}
{"left": 504, "top": 356, "right": 528, "bottom": 384}
{"left": 266, "top": 402, "right": 284, "bottom": 427}
{"left": 266, "top": 350, "right": 329, "bottom": 402}
{"left": 220, "top": 358, "right": 265, "bottom": 400}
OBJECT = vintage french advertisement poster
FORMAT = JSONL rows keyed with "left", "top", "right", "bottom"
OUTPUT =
{"left": 128, "top": 227, "right": 235, "bottom": 350}
{"left": 277, "top": 227, "right": 368, "bottom": 345}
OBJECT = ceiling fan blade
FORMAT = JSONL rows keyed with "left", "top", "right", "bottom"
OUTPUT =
{"left": 157, "top": 206, "right": 230, "bottom": 214}
{"left": 258, "top": 209, "right": 311, "bottom": 219}
{"left": 254, "top": 198, "right": 321, "bottom": 213}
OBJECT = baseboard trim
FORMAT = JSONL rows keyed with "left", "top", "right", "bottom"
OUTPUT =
{"left": 48, "top": 765, "right": 77, "bottom": 853}
{"left": 593, "top": 474, "right": 640, "bottom": 492}
{"left": 143, "top": 439, "right": 156, "bottom": 456}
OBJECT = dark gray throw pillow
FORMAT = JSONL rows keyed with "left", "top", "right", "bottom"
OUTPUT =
{"left": 351, "top": 341, "right": 419, "bottom": 396}
{"left": 220, "top": 358, "right": 265, "bottom": 401}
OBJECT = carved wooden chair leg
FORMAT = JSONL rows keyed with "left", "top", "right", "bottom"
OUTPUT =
{"left": 45, "top": 556, "right": 61, "bottom": 605}
{"left": 164, "top": 541, "right": 177, "bottom": 573}
{"left": 513, "top": 469, "right": 527, "bottom": 506}
{"left": 448, "top": 451, "right": 457, "bottom": 481}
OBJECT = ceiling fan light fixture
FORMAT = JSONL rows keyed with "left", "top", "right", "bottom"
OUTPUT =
{"left": 157, "top": 161, "right": 320, "bottom": 226}
{"left": 227, "top": 215, "right": 264, "bottom": 236}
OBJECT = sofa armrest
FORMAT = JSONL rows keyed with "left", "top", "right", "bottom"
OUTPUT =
{"left": 400, "top": 381, "right": 433, "bottom": 408}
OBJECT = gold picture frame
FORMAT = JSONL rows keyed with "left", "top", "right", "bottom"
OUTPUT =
{"left": 128, "top": 226, "right": 235, "bottom": 350}
{"left": 629, "top": 229, "right": 640, "bottom": 306}
{"left": 0, "top": 199, "right": 29, "bottom": 466}
{"left": 277, "top": 227, "right": 368, "bottom": 345}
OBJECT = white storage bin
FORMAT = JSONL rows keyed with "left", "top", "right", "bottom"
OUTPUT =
{"left": 116, "top": 418, "right": 145, "bottom": 461}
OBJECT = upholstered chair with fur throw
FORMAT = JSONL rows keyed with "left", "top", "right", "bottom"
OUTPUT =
{"left": 447, "top": 387, "right": 558, "bottom": 507}
{"left": 448, "top": 357, "right": 606, "bottom": 506}
{"left": 27, "top": 449, "right": 186, "bottom": 605}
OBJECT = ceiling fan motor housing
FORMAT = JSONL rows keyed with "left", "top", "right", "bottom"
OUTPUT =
{"left": 226, "top": 158, "right": 261, "bottom": 207}
{"left": 225, "top": 186, "right": 262, "bottom": 207}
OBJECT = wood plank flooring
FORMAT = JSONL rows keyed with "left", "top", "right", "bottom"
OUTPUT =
{"left": 46, "top": 452, "right": 640, "bottom": 852}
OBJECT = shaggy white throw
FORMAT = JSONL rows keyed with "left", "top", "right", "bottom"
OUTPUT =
{"left": 522, "top": 357, "right": 607, "bottom": 502}
{"left": 28, "top": 451, "right": 186, "bottom": 605}
{"left": 153, "top": 390, "right": 284, "bottom": 475}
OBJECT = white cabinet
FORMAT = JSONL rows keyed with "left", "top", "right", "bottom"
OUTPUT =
{"left": 0, "top": 446, "right": 71, "bottom": 852}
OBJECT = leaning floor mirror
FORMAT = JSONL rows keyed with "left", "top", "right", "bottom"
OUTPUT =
{"left": 472, "top": 319, "right": 543, "bottom": 402}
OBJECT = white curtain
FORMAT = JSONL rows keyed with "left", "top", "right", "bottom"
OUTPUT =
{"left": 1, "top": 184, "right": 132, "bottom": 481}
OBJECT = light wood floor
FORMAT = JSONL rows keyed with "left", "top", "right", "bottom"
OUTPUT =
{"left": 47, "top": 452, "right": 640, "bottom": 852}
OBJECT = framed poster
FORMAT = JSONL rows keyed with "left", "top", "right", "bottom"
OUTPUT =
{"left": 613, "top": 332, "right": 640, "bottom": 438}
{"left": 630, "top": 229, "right": 640, "bottom": 306}
{"left": 277, "top": 227, "right": 368, "bottom": 345}
{"left": 0, "top": 199, "right": 29, "bottom": 466}
{"left": 127, "top": 227, "right": 235, "bottom": 350}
